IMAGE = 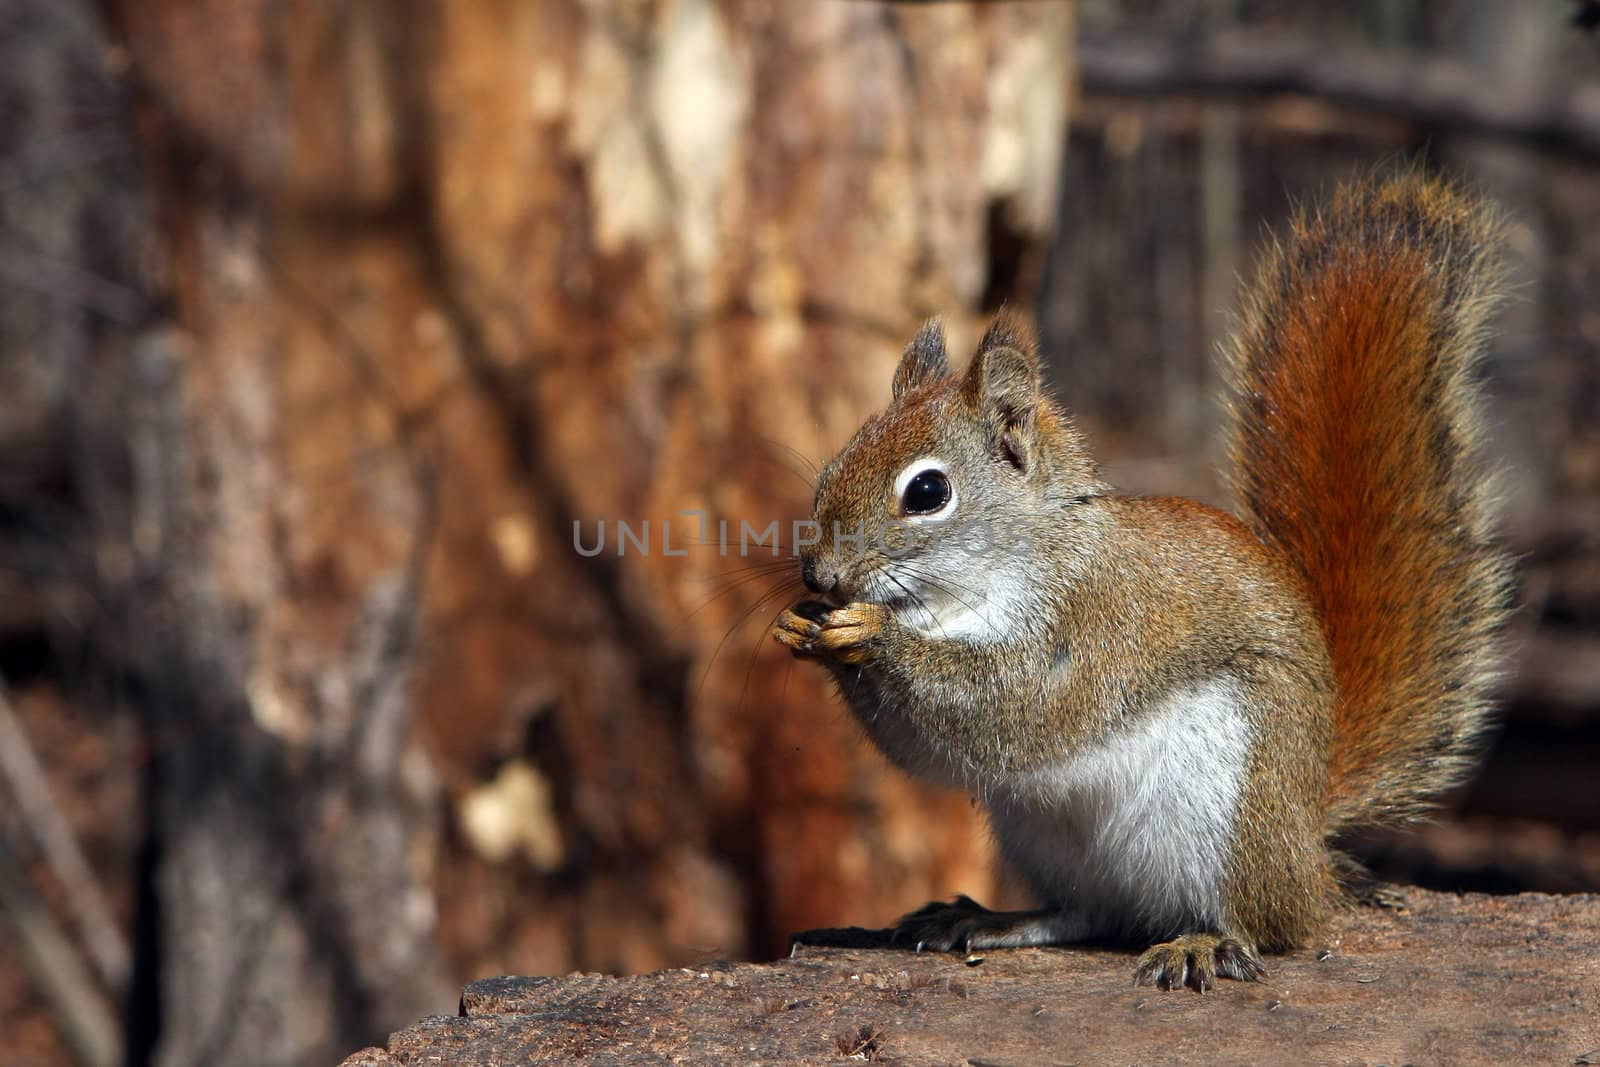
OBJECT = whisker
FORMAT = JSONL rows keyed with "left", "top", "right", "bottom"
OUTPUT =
{"left": 896, "top": 562, "right": 1001, "bottom": 633}
{"left": 898, "top": 561, "right": 990, "bottom": 612}
{"left": 845, "top": 661, "right": 866, "bottom": 705}
{"left": 902, "top": 563, "right": 972, "bottom": 614}
{"left": 885, "top": 570, "right": 950, "bottom": 643}
{"left": 659, "top": 537, "right": 804, "bottom": 558}
{"left": 686, "top": 565, "right": 798, "bottom": 620}
{"left": 756, "top": 435, "right": 823, "bottom": 479}
{"left": 898, "top": 561, "right": 993, "bottom": 607}
{"left": 739, "top": 590, "right": 800, "bottom": 715}
{"left": 687, "top": 559, "right": 799, "bottom": 584}
{"left": 697, "top": 578, "right": 803, "bottom": 703}
{"left": 685, "top": 558, "right": 797, "bottom": 593}
{"left": 780, "top": 647, "right": 795, "bottom": 707}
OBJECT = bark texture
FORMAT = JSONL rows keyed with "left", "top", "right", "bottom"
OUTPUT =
{"left": 99, "top": 2, "right": 1074, "bottom": 1063}
{"left": 346, "top": 890, "right": 1600, "bottom": 1067}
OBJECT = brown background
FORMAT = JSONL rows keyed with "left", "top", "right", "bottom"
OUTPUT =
{"left": 0, "top": 2, "right": 1596, "bottom": 1065}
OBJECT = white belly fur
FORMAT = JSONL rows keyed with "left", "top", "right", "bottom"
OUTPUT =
{"left": 986, "top": 677, "right": 1251, "bottom": 941}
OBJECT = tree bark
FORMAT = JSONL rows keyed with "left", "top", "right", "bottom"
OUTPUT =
{"left": 102, "top": 2, "right": 1073, "bottom": 1062}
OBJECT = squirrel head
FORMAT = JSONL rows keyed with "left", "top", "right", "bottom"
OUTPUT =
{"left": 802, "top": 313, "right": 1105, "bottom": 635}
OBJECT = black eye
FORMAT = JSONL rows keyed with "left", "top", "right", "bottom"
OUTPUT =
{"left": 901, "top": 469, "right": 952, "bottom": 515}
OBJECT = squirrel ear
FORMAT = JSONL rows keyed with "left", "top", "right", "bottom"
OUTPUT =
{"left": 892, "top": 319, "right": 949, "bottom": 401}
{"left": 964, "top": 314, "right": 1041, "bottom": 471}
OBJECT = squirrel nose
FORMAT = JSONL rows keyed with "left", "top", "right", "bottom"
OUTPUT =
{"left": 802, "top": 558, "right": 837, "bottom": 596}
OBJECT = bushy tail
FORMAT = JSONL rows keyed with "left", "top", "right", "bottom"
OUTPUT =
{"left": 1223, "top": 173, "right": 1514, "bottom": 834}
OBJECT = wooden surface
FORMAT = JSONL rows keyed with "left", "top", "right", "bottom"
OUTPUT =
{"left": 345, "top": 890, "right": 1600, "bottom": 1066}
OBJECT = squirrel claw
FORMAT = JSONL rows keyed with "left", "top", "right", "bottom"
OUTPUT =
{"left": 1134, "top": 935, "right": 1264, "bottom": 994}
{"left": 773, "top": 607, "right": 822, "bottom": 657}
{"left": 812, "top": 602, "right": 888, "bottom": 664}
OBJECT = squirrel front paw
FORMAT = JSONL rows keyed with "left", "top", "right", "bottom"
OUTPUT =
{"left": 773, "top": 600, "right": 889, "bottom": 665}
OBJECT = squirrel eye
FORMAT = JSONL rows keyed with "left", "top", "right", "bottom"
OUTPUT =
{"left": 901, "top": 469, "right": 952, "bottom": 515}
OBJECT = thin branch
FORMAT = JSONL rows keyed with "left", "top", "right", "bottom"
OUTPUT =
{"left": 0, "top": 836, "right": 121, "bottom": 1067}
{"left": 0, "top": 683, "right": 131, "bottom": 990}
{"left": 1078, "top": 29, "right": 1600, "bottom": 159}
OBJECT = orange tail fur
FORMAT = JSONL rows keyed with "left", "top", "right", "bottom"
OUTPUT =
{"left": 1223, "top": 173, "right": 1513, "bottom": 834}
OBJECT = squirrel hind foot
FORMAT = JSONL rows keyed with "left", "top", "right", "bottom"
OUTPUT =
{"left": 1134, "top": 934, "right": 1265, "bottom": 994}
{"left": 890, "top": 897, "right": 1082, "bottom": 954}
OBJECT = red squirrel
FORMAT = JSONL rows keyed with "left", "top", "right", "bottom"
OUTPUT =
{"left": 774, "top": 173, "right": 1511, "bottom": 991}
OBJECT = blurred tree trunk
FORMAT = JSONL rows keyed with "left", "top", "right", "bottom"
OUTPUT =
{"left": 101, "top": 2, "right": 1073, "bottom": 1064}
